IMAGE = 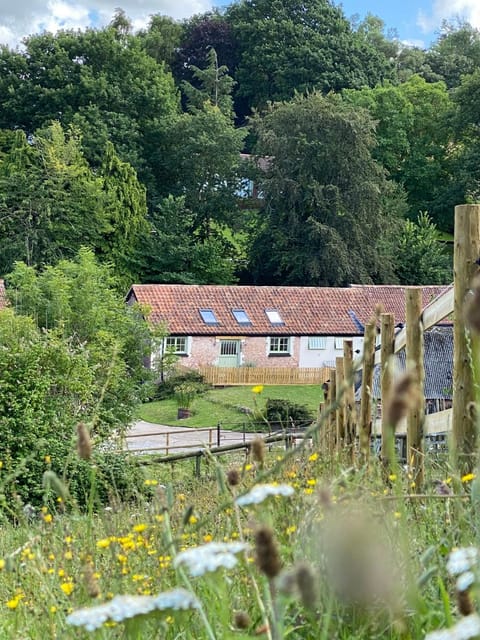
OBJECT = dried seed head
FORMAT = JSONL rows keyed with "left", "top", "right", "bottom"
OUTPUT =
{"left": 83, "top": 563, "right": 100, "bottom": 598}
{"left": 227, "top": 468, "right": 241, "bottom": 487}
{"left": 42, "top": 470, "right": 69, "bottom": 501}
{"left": 295, "top": 562, "right": 317, "bottom": 610}
{"left": 465, "top": 275, "right": 480, "bottom": 333}
{"left": 385, "top": 372, "right": 418, "bottom": 428}
{"left": 234, "top": 610, "right": 251, "bottom": 629}
{"left": 255, "top": 525, "right": 282, "bottom": 579}
{"left": 251, "top": 438, "right": 265, "bottom": 465}
{"left": 457, "top": 589, "right": 475, "bottom": 616}
{"left": 77, "top": 422, "right": 92, "bottom": 460}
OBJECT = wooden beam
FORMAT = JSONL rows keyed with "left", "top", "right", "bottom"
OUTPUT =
{"left": 343, "top": 340, "right": 357, "bottom": 450}
{"left": 453, "top": 204, "right": 480, "bottom": 473}
{"left": 380, "top": 314, "right": 395, "bottom": 465}
{"left": 335, "top": 357, "right": 345, "bottom": 452}
{"left": 359, "top": 319, "right": 376, "bottom": 463}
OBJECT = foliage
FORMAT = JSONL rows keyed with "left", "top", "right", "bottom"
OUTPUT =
{"left": 394, "top": 213, "right": 452, "bottom": 285}
{"left": 248, "top": 91, "right": 403, "bottom": 285}
{"left": 6, "top": 248, "right": 152, "bottom": 432}
{"left": 153, "top": 369, "right": 208, "bottom": 401}
{"left": 173, "top": 383, "right": 206, "bottom": 410}
{"left": 263, "top": 398, "right": 315, "bottom": 430}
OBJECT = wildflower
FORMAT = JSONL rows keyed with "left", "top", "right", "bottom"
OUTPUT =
{"left": 447, "top": 548, "right": 479, "bottom": 577}
{"left": 66, "top": 589, "right": 200, "bottom": 631}
{"left": 61, "top": 582, "right": 75, "bottom": 596}
{"left": 0, "top": 559, "right": 5, "bottom": 570}
{"left": 388, "top": 474, "right": 397, "bottom": 482}
{"left": 144, "top": 479, "right": 158, "bottom": 486}
{"left": 461, "top": 473, "right": 476, "bottom": 483}
{"left": 6, "top": 594, "right": 22, "bottom": 609}
{"left": 236, "top": 483, "right": 294, "bottom": 507}
{"left": 308, "top": 453, "right": 319, "bottom": 462}
{"left": 252, "top": 385, "right": 264, "bottom": 394}
{"left": 77, "top": 422, "right": 92, "bottom": 460}
{"left": 255, "top": 526, "right": 282, "bottom": 579}
{"left": 44, "top": 455, "right": 51, "bottom": 464}
{"left": 174, "top": 541, "right": 249, "bottom": 577}
{"left": 425, "top": 614, "right": 480, "bottom": 640}
{"left": 43, "top": 513, "right": 53, "bottom": 524}
{"left": 132, "top": 524, "right": 147, "bottom": 533}
{"left": 97, "top": 538, "right": 114, "bottom": 549}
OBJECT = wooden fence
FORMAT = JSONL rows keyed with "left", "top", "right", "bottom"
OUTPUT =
{"left": 198, "top": 365, "right": 331, "bottom": 386}
{"left": 320, "top": 204, "right": 480, "bottom": 482}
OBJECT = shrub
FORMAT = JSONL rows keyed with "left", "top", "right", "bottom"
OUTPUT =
{"left": 264, "top": 398, "right": 314, "bottom": 431}
{"left": 153, "top": 369, "right": 209, "bottom": 400}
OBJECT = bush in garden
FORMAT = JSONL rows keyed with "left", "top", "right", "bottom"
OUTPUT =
{"left": 264, "top": 398, "right": 314, "bottom": 431}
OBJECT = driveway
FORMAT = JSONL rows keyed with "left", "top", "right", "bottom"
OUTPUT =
{"left": 125, "top": 420, "right": 265, "bottom": 455}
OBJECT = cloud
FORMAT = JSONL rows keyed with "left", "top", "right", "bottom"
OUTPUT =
{"left": 417, "top": 0, "right": 480, "bottom": 35}
{"left": 0, "top": 0, "right": 214, "bottom": 48}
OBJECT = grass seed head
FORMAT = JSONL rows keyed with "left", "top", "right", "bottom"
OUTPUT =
{"left": 234, "top": 610, "right": 251, "bottom": 629}
{"left": 458, "top": 589, "right": 475, "bottom": 616}
{"left": 251, "top": 438, "right": 265, "bottom": 465}
{"left": 254, "top": 525, "right": 282, "bottom": 579}
{"left": 295, "top": 562, "right": 318, "bottom": 610}
{"left": 227, "top": 468, "right": 241, "bottom": 487}
{"left": 385, "top": 372, "right": 418, "bottom": 428}
{"left": 465, "top": 275, "right": 480, "bottom": 333}
{"left": 83, "top": 564, "right": 100, "bottom": 599}
{"left": 77, "top": 422, "right": 92, "bottom": 460}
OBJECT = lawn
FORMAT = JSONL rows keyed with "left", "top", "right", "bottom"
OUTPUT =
{"left": 138, "top": 385, "right": 324, "bottom": 429}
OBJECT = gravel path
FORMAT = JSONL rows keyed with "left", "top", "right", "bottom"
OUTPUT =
{"left": 125, "top": 420, "right": 264, "bottom": 455}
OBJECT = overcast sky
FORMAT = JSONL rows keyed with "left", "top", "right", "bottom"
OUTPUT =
{"left": 1, "top": 0, "right": 480, "bottom": 50}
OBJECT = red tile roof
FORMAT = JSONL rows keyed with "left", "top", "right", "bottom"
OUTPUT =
{"left": 0, "top": 280, "right": 6, "bottom": 309}
{"left": 128, "top": 284, "right": 450, "bottom": 336}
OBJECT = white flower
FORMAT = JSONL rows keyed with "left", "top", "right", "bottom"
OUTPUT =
{"left": 425, "top": 614, "right": 480, "bottom": 640}
{"left": 174, "top": 541, "right": 249, "bottom": 577}
{"left": 67, "top": 589, "right": 199, "bottom": 631}
{"left": 447, "top": 548, "right": 479, "bottom": 577}
{"left": 235, "top": 483, "right": 294, "bottom": 507}
{"left": 457, "top": 571, "right": 475, "bottom": 593}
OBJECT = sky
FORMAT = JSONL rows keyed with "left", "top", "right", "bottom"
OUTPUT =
{"left": 0, "top": 0, "right": 479, "bottom": 50}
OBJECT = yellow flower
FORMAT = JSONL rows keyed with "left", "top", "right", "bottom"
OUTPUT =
{"left": 43, "top": 513, "right": 53, "bottom": 524}
{"left": 144, "top": 479, "right": 158, "bottom": 486}
{"left": 97, "top": 538, "right": 112, "bottom": 549}
{"left": 132, "top": 524, "right": 147, "bottom": 533}
{"left": 44, "top": 455, "right": 51, "bottom": 464}
{"left": 60, "top": 582, "right": 74, "bottom": 596}
{"left": 394, "top": 512, "right": 401, "bottom": 519}
{"left": 307, "top": 479, "right": 317, "bottom": 486}
{"left": 64, "top": 551, "right": 73, "bottom": 560}
{"left": 203, "top": 534, "right": 213, "bottom": 543}
{"left": 252, "top": 385, "right": 264, "bottom": 394}
{"left": 6, "top": 595, "right": 22, "bottom": 609}
{"left": 462, "top": 473, "right": 476, "bottom": 483}
{"left": 285, "top": 525, "right": 296, "bottom": 535}
{"left": 388, "top": 474, "right": 397, "bottom": 482}
{"left": 308, "top": 452, "right": 319, "bottom": 462}
{"left": 188, "top": 515, "right": 197, "bottom": 525}
{"left": 0, "top": 559, "right": 5, "bottom": 570}
{"left": 244, "top": 464, "right": 253, "bottom": 471}
{"left": 50, "top": 606, "right": 57, "bottom": 614}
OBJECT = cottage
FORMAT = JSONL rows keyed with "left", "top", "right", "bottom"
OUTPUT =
{"left": 126, "top": 284, "right": 448, "bottom": 374}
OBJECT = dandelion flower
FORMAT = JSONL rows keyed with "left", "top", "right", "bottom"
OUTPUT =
{"left": 67, "top": 589, "right": 199, "bottom": 631}
{"left": 236, "top": 483, "right": 294, "bottom": 507}
{"left": 425, "top": 613, "right": 480, "bottom": 640}
{"left": 447, "top": 548, "right": 479, "bottom": 577}
{"left": 461, "top": 473, "right": 476, "bottom": 483}
{"left": 174, "top": 541, "right": 249, "bottom": 577}
{"left": 251, "top": 385, "right": 264, "bottom": 394}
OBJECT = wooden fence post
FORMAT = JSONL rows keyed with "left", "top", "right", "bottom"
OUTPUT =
{"left": 380, "top": 314, "right": 395, "bottom": 466}
{"left": 329, "top": 369, "right": 337, "bottom": 455}
{"left": 406, "top": 288, "right": 424, "bottom": 490}
{"left": 343, "top": 340, "right": 357, "bottom": 458}
{"left": 336, "top": 357, "right": 345, "bottom": 453}
{"left": 359, "top": 319, "right": 376, "bottom": 463}
{"left": 453, "top": 204, "right": 480, "bottom": 474}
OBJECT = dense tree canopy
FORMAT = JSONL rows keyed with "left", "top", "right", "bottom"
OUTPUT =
{"left": 248, "top": 92, "right": 403, "bottom": 286}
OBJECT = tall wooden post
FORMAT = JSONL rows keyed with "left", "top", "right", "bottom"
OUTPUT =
{"left": 359, "top": 319, "right": 376, "bottom": 463}
{"left": 329, "top": 369, "right": 337, "bottom": 455}
{"left": 406, "top": 288, "right": 424, "bottom": 490}
{"left": 343, "top": 340, "right": 357, "bottom": 454}
{"left": 336, "top": 357, "right": 345, "bottom": 453}
{"left": 380, "top": 314, "right": 395, "bottom": 466}
{"left": 453, "top": 204, "right": 480, "bottom": 474}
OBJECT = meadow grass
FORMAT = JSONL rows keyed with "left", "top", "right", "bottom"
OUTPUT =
{"left": 138, "top": 385, "right": 323, "bottom": 428}
{"left": 0, "top": 434, "right": 477, "bottom": 640}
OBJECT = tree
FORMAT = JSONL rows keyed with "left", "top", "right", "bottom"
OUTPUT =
{"left": 138, "top": 14, "right": 183, "bottom": 68}
{"left": 226, "top": 0, "right": 393, "bottom": 117}
{"left": 394, "top": 213, "right": 452, "bottom": 285}
{"left": 426, "top": 21, "right": 480, "bottom": 89}
{"left": 248, "top": 92, "right": 403, "bottom": 286}
{"left": 6, "top": 248, "right": 152, "bottom": 431}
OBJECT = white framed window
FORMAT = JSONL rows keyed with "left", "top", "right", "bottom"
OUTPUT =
{"left": 268, "top": 336, "right": 291, "bottom": 355}
{"left": 334, "top": 337, "right": 345, "bottom": 350}
{"left": 265, "top": 309, "right": 284, "bottom": 325}
{"left": 165, "top": 336, "right": 189, "bottom": 355}
{"left": 308, "top": 336, "right": 327, "bottom": 350}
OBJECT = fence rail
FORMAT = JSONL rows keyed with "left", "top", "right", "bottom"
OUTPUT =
{"left": 198, "top": 365, "right": 330, "bottom": 386}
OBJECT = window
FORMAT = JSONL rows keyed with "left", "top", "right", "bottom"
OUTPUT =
{"left": 232, "top": 308, "right": 251, "bottom": 325}
{"left": 334, "top": 337, "right": 345, "bottom": 350}
{"left": 308, "top": 337, "right": 327, "bottom": 350}
{"left": 165, "top": 336, "right": 188, "bottom": 355}
{"left": 268, "top": 337, "right": 291, "bottom": 355}
{"left": 199, "top": 308, "right": 219, "bottom": 325}
{"left": 265, "top": 309, "right": 284, "bottom": 325}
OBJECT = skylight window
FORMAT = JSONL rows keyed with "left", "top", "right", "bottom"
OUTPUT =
{"left": 232, "top": 309, "right": 251, "bottom": 325}
{"left": 265, "top": 309, "right": 284, "bottom": 325}
{"left": 199, "top": 309, "right": 219, "bottom": 325}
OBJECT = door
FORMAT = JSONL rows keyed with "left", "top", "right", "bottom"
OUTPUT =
{"left": 218, "top": 340, "right": 241, "bottom": 367}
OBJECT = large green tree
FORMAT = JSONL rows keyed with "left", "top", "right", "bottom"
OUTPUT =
{"left": 226, "top": 0, "right": 393, "bottom": 117}
{"left": 248, "top": 92, "right": 404, "bottom": 286}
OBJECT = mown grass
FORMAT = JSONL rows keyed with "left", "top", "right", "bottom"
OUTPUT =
{"left": 138, "top": 385, "right": 324, "bottom": 428}
{"left": 0, "top": 431, "right": 477, "bottom": 639}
